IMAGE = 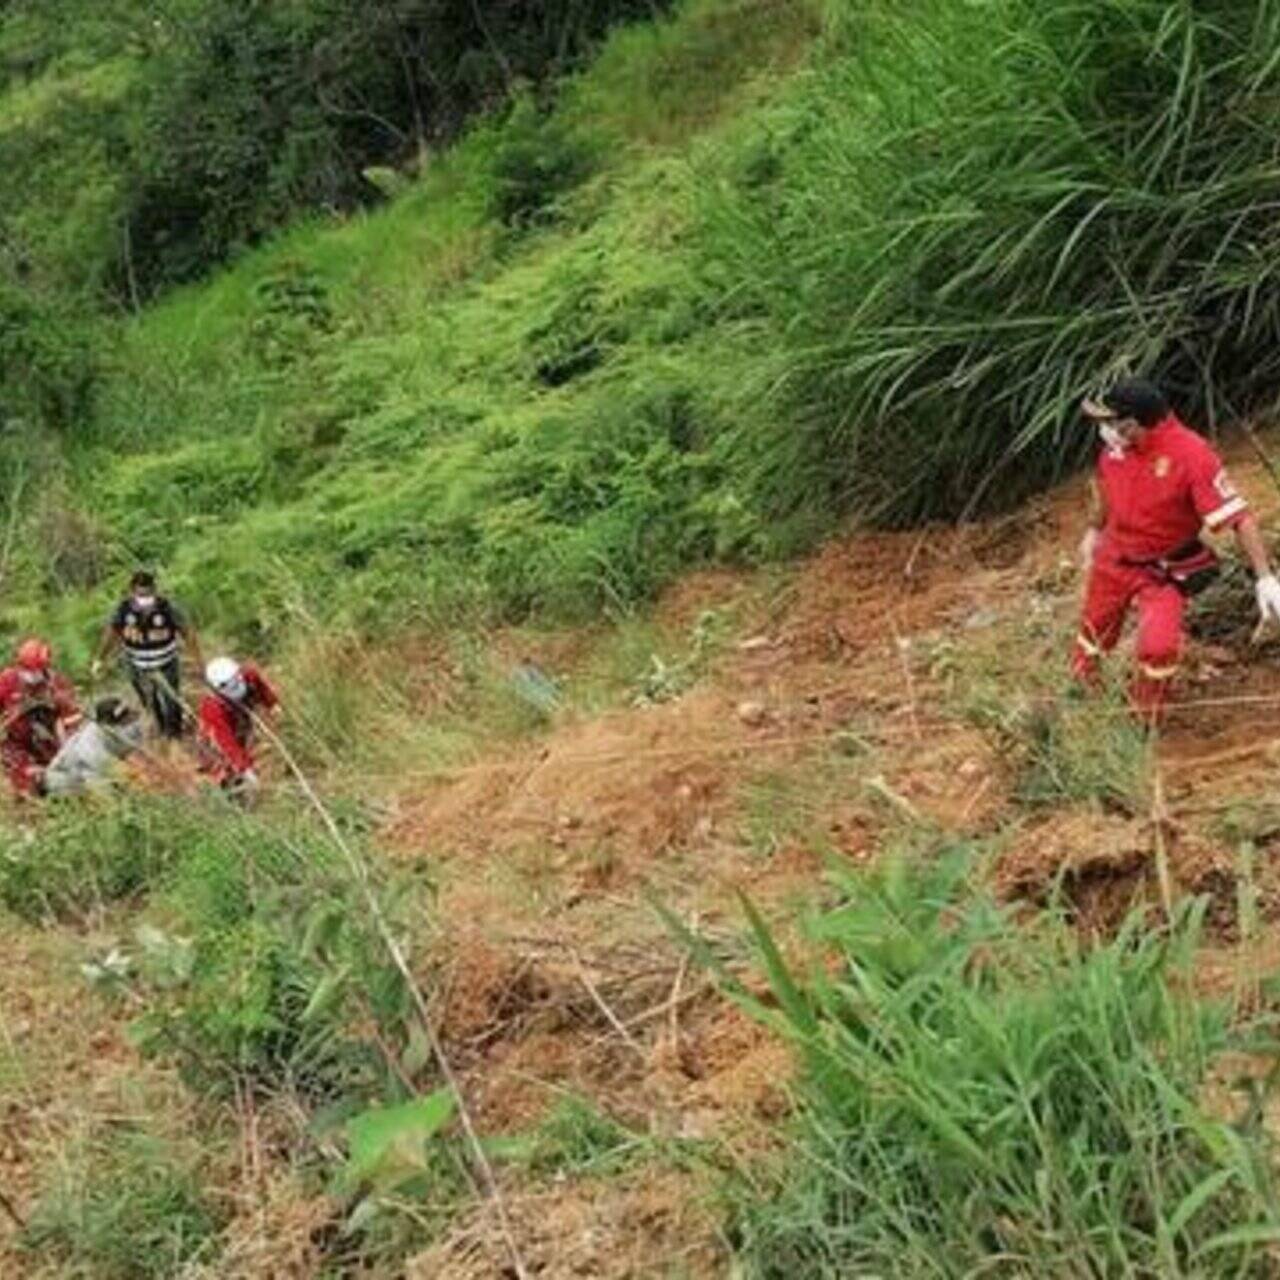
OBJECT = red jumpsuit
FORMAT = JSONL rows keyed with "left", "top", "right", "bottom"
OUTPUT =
{"left": 0, "top": 668, "right": 82, "bottom": 796}
{"left": 197, "top": 664, "right": 278, "bottom": 784}
{"left": 1072, "top": 414, "right": 1248, "bottom": 718}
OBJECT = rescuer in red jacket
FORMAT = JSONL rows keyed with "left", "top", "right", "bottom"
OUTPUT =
{"left": 1074, "top": 378, "right": 1280, "bottom": 722}
{"left": 197, "top": 656, "right": 279, "bottom": 803}
{"left": 0, "top": 639, "right": 83, "bottom": 797}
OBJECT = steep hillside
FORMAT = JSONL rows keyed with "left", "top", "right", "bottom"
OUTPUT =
{"left": 7, "top": 2, "right": 1280, "bottom": 1277}
{"left": 7, "top": 0, "right": 1280, "bottom": 664}
{"left": 7, "top": 449, "right": 1280, "bottom": 1275}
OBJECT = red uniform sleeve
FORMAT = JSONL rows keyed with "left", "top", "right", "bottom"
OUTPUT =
{"left": 0, "top": 672, "right": 22, "bottom": 733}
{"left": 51, "top": 674, "right": 82, "bottom": 728}
{"left": 199, "top": 696, "right": 254, "bottom": 773}
{"left": 244, "top": 665, "right": 279, "bottom": 711}
{"left": 1186, "top": 438, "right": 1248, "bottom": 532}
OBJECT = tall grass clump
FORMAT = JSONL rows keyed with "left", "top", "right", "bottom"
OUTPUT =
{"left": 21, "top": 1131, "right": 221, "bottom": 1280}
{"left": 716, "top": 852, "right": 1280, "bottom": 1276}
{"left": 706, "top": 0, "right": 1280, "bottom": 526}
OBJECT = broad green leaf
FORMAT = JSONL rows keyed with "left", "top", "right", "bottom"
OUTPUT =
{"left": 302, "top": 967, "right": 349, "bottom": 1025}
{"left": 342, "top": 1088, "right": 455, "bottom": 1197}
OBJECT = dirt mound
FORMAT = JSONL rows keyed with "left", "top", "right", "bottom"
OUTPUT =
{"left": 388, "top": 689, "right": 815, "bottom": 862}
{"left": 779, "top": 491, "right": 1073, "bottom": 661}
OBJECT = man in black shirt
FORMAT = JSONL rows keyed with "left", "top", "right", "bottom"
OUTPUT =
{"left": 94, "top": 571, "right": 204, "bottom": 741}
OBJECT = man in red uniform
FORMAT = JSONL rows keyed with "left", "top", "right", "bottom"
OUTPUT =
{"left": 0, "top": 639, "right": 83, "bottom": 797}
{"left": 197, "top": 656, "right": 280, "bottom": 803}
{"left": 1074, "top": 378, "right": 1280, "bottom": 722}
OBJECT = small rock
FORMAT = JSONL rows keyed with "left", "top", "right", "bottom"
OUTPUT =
{"left": 676, "top": 783, "right": 694, "bottom": 802}
{"left": 957, "top": 758, "right": 983, "bottom": 780}
{"left": 737, "top": 700, "right": 768, "bottom": 727}
{"left": 737, "top": 635, "right": 773, "bottom": 652}
{"left": 964, "top": 608, "right": 1001, "bottom": 631}
{"left": 694, "top": 816, "right": 715, "bottom": 840}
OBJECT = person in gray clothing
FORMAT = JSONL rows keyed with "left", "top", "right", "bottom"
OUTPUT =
{"left": 44, "top": 698, "right": 144, "bottom": 796}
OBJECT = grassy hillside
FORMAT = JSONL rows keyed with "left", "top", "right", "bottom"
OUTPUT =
{"left": 8, "top": 3, "right": 1280, "bottom": 1274}
{"left": 3, "top": 0, "right": 821, "bottom": 659}
{"left": 7, "top": 0, "right": 1280, "bottom": 669}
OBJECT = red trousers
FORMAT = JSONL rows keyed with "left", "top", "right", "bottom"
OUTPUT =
{"left": 1071, "top": 557, "right": 1184, "bottom": 721}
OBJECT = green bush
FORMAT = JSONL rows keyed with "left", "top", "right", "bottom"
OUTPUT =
{"left": 0, "top": 797, "right": 193, "bottom": 922}
{"left": 478, "top": 94, "right": 599, "bottom": 228}
{"left": 22, "top": 1131, "right": 221, "bottom": 1280}
{"left": 128, "top": 816, "right": 426, "bottom": 1105}
{"left": 716, "top": 852, "right": 1280, "bottom": 1276}
{"left": 0, "top": 280, "right": 97, "bottom": 429}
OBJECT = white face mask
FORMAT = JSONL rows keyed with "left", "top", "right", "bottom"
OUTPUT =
{"left": 1099, "top": 424, "right": 1127, "bottom": 455}
{"left": 18, "top": 670, "right": 46, "bottom": 688}
{"left": 133, "top": 594, "right": 156, "bottom": 610}
{"left": 219, "top": 676, "right": 249, "bottom": 703}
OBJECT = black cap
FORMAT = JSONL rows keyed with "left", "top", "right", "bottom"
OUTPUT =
{"left": 130, "top": 569, "right": 156, "bottom": 591}
{"left": 1082, "top": 378, "right": 1169, "bottom": 428}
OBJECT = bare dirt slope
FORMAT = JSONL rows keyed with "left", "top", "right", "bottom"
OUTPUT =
{"left": 376, "top": 442, "right": 1280, "bottom": 1275}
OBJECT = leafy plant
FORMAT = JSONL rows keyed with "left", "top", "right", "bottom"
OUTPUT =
{"left": 479, "top": 94, "right": 599, "bottom": 229}
{"left": 130, "top": 848, "right": 417, "bottom": 1103}
{"left": 333, "top": 1088, "right": 461, "bottom": 1241}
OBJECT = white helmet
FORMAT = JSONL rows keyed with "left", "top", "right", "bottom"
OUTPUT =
{"left": 205, "top": 657, "right": 247, "bottom": 700}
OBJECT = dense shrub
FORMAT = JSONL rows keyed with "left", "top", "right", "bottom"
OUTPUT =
{"left": 0, "top": 280, "right": 97, "bottom": 429}
{"left": 478, "top": 94, "right": 600, "bottom": 228}
{"left": 113, "top": 0, "right": 669, "bottom": 296}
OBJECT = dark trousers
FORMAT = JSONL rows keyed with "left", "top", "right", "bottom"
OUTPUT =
{"left": 131, "top": 658, "right": 184, "bottom": 739}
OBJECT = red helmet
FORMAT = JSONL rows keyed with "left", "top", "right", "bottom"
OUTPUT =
{"left": 15, "top": 639, "right": 51, "bottom": 673}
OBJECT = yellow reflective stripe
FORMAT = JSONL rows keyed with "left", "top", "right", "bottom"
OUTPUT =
{"left": 1139, "top": 662, "right": 1178, "bottom": 681}
{"left": 1075, "top": 632, "right": 1102, "bottom": 657}
{"left": 1204, "top": 496, "right": 1247, "bottom": 529}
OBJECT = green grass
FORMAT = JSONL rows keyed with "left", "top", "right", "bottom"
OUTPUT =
{"left": 22, "top": 1131, "right": 222, "bottom": 1280}
{"left": 713, "top": 851, "right": 1280, "bottom": 1277}
{"left": 0, "top": 796, "right": 203, "bottom": 922}
{"left": 0, "top": 0, "right": 821, "bottom": 654}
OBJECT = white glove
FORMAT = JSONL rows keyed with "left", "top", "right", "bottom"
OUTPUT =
{"left": 239, "top": 769, "right": 260, "bottom": 789}
{"left": 1078, "top": 527, "right": 1099, "bottom": 571}
{"left": 1256, "top": 574, "right": 1280, "bottom": 629}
